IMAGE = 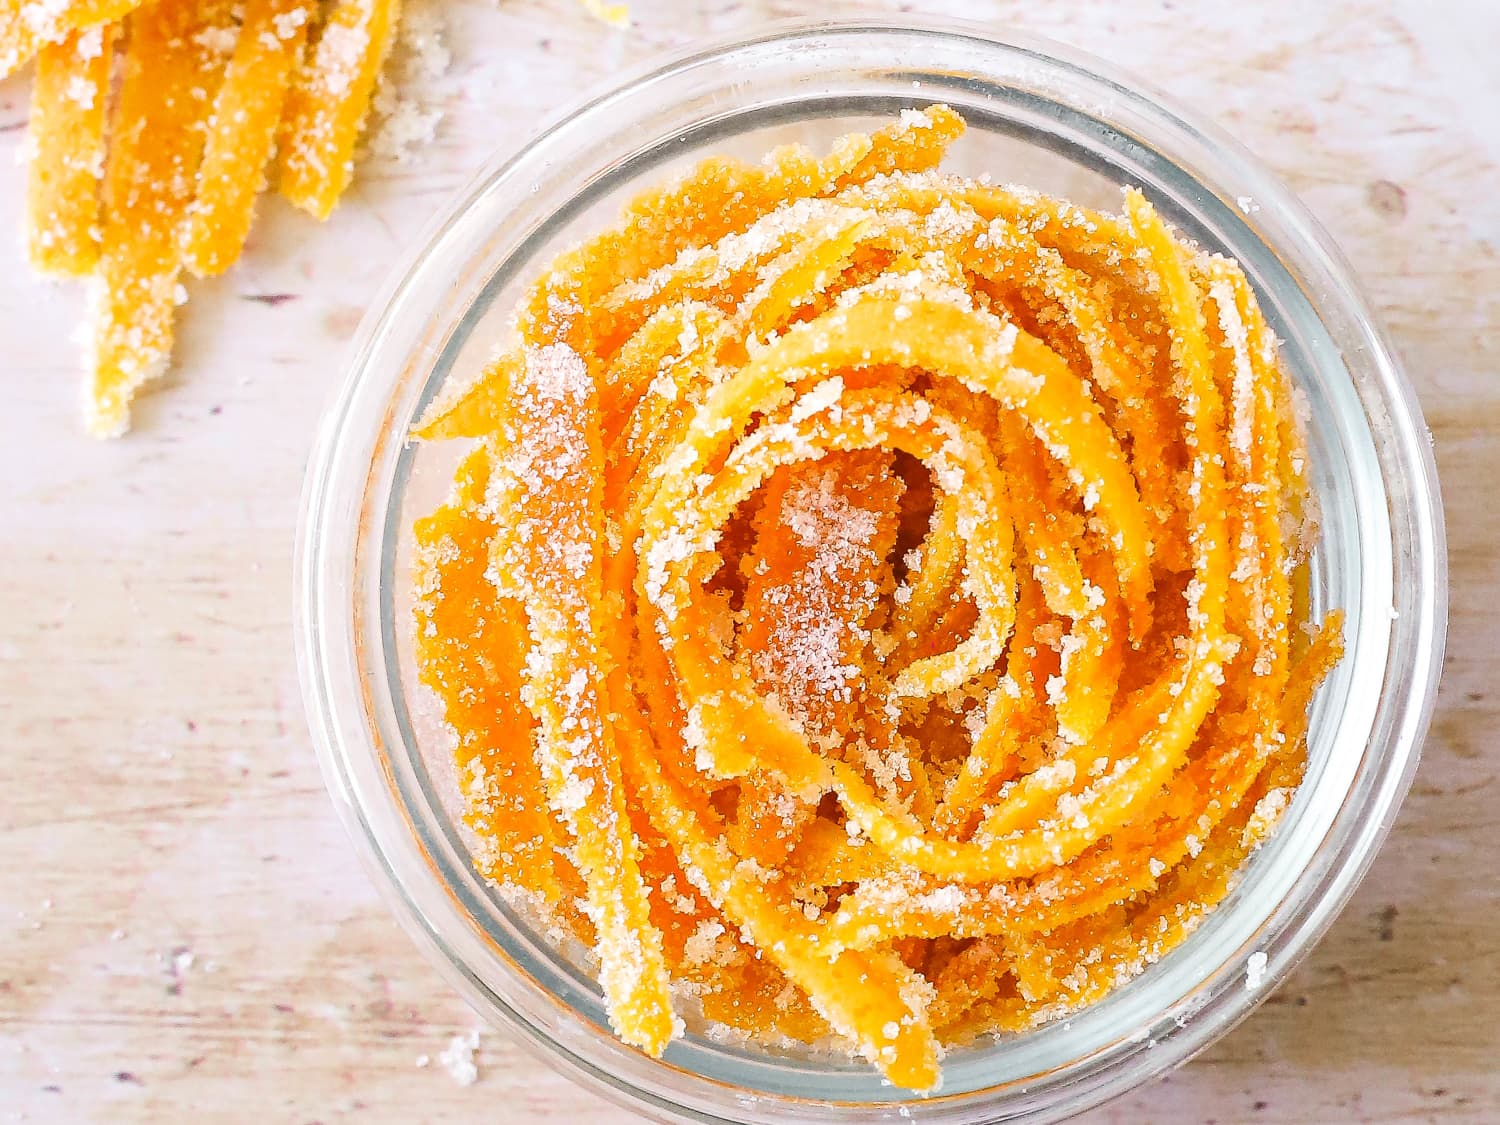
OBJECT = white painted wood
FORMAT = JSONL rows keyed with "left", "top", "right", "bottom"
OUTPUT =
{"left": 1, "top": 1, "right": 1495, "bottom": 1121}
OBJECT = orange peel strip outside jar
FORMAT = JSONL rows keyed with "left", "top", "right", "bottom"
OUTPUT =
{"left": 411, "top": 106, "right": 1341, "bottom": 1091}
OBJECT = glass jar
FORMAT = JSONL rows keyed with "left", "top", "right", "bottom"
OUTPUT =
{"left": 294, "top": 18, "right": 1447, "bottom": 1123}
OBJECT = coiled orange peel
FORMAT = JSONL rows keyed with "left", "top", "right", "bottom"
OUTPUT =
{"left": 412, "top": 107, "right": 1341, "bottom": 1090}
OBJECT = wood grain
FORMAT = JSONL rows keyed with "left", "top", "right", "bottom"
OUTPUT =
{"left": 1, "top": 1, "right": 1495, "bottom": 1121}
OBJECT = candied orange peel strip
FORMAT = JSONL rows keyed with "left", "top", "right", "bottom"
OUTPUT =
{"left": 25, "top": 23, "right": 115, "bottom": 276}
{"left": 411, "top": 107, "right": 1342, "bottom": 1091}
{"left": 1, "top": 0, "right": 138, "bottom": 77}
{"left": 87, "top": 0, "right": 233, "bottom": 437}
{"left": 413, "top": 447, "right": 581, "bottom": 912}
{"left": 184, "top": 0, "right": 315, "bottom": 277}
{"left": 486, "top": 343, "right": 676, "bottom": 1055}
{"left": 276, "top": 0, "right": 400, "bottom": 219}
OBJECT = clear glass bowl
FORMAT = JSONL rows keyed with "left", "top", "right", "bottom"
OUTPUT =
{"left": 294, "top": 18, "right": 1447, "bottom": 1123}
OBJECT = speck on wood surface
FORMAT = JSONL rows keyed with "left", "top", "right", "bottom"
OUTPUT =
{"left": 0, "top": 1, "right": 1496, "bottom": 1122}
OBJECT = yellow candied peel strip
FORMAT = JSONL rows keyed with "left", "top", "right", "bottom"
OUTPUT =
{"left": 24, "top": 21, "right": 115, "bottom": 276}
{"left": 87, "top": 0, "right": 233, "bottom": 438}
{"left": 184, "top": 0, "right": 315, "bottom": 277}
{"left": 486, "top": 343, "right": 676, "bottom": 1055}
{"left": 410, "top": 106, "right": 1342, "bottom": 1091}
{"left": 0, "top": 0, "right": 138, "bottom": 77}
{"left": 276, "top": 0, "right": 400, "bottom": 220}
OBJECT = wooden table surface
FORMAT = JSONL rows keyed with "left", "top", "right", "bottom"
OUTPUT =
{"left": 2, "top": 1, "right": 1496, "bottom": 1121}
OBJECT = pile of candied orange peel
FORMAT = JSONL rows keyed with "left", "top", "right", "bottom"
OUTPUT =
{"left": 411, "top": 106, "right": 1342, "bottom": 1091}
{"left": 8, "top": 0, "right": 399, "bottom": 435}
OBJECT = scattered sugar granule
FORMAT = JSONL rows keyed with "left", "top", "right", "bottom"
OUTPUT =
{"left": 75, "top": 25, "right": 105, "bottom": 61}
{"left": 1242, "top": 786, "right": 1293, "bottom": 849}
{"left": 63, "top": 73, "right": 95, "bottom": 108}
{"left": 366, "top": 0, "right": 451, "bottom": 163}
{"left": 192, "top": 25, "right": 240, "bottom": 56}
{"left": 913, "top": 885, "right": 967, "bottom": 917}
{"left": 439, "top": 1029, "right": 481, "bottom": 1086}
{"left": 682, "top": 919, "right": 727, "bottom": 966}
{"left": 1210, "top": 277, "right": 1256, "bottom": 464}
{"left": 1244, "top": 950, "right": 1268, "bottom": 991}
{"left": 271, "top": 8, "right": 309, "bottom": 40}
